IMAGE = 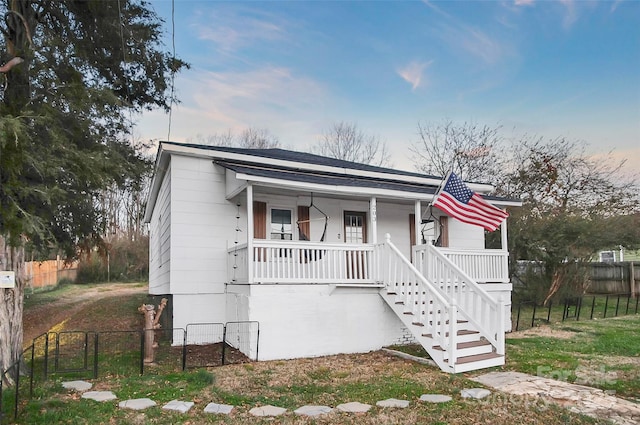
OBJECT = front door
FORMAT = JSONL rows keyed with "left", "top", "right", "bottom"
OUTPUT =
{"left": 343, "top": 211, "right": 367, "bottom": 243}
{"left": 344, "top": 211, "right": 367, "bottom": 279}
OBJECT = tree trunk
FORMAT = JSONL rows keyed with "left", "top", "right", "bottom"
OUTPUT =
{"left": 0, "top": 235, "right": 25, "bottom": 387}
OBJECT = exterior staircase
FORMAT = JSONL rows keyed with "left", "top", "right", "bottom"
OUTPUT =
{"left": 375, "top": 235, "right": 506, "bottom": 373}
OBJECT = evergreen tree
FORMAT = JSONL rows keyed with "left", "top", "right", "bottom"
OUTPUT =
{"left": 0, "top": 0, "right": 188, "bottom": 384}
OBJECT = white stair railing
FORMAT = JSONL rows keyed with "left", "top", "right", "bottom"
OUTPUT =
{"left": 413, "top": 244, "right": 505, "bottom": 355}
{"left": 374, "top": 234, "right": 458, "bottom": 365}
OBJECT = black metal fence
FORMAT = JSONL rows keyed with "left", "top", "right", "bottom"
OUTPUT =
{"left": 512, "top": 293, "right": 639, "bottom": 331}
{"left": 0, "top": 321, "right": 258, "bottom": 423}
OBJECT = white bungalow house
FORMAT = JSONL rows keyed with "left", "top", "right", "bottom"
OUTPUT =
{"left": 144, "top": 141, "right": 521, "bottom": 373}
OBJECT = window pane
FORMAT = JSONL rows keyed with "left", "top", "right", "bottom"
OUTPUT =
{"left": 270, "top": 209, "right": 292, "bottom": 240}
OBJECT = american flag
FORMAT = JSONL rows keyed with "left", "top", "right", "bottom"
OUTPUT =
{"left": 432, "top": 172, "right": 508, "bottom": 232}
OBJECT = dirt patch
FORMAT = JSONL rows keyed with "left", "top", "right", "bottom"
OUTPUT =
{"left": 507, "top": 326, "right": 577, "bottom": 339}
{"left": 177, "top": 343, "right": 251, "bottom": 368}
{"left": 23, "top": 283, "right": 147, "bottom": 344}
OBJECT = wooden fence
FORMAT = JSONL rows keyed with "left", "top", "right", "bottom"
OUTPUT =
{"left": 25, "top": 258, "right": 78, "bottom": 289}
{"left": 589, "top": 261, "right": 638, "bottom": 296}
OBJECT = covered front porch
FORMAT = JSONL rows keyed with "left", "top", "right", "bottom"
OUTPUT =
{"left": 228, "top": 239, "right": 510, "bottom": 286}
{"left": 226, "top": 180, "right": 512, "bottom": 288}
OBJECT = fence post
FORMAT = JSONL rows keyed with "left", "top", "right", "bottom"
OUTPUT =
{"left": 255, "top": 326, "right": 260, "bottom": 362}
{"left": 44, "top": 334, "right": 49, "bottom": 380}
{"left": 547, "top": 301, "right": 552, "bottom": 322}
{"left": 590, "top": 297, "right": 596, "bottom": 320}
{"left": 604, "top": 295, "right": 609, "bottom": 318}
{"left": 221, "top": 325, "right": 227, "bottom": 366}
{"left": 515, "top": 303, "right": 522, "bottom": 332}
{"left": 93, "top": 333, "right": 99, "bottom": 379}
{"left": 0, "top": 369, "right": 4, "bottom": 422}
{"left": 636, "top": 295, "right": 639, "bottom": 314}
{"left": 576, "top": 297, "right": 583, "bottom": 321}
{"left": 83, "top": 332, "right": 89, "bottom": 370}
{"left": 15, "top": 358, "right": 21, "bottom": 421}
{"left": 29, "top": 344, "right": 35, "bottom": 398}
{"left": 625, "top": 295, "right": 631, "bottom": 315}
{"left": 182, "top": 330, "right": 187, "bottom": 371}
{"left": 139, "top": 331, "right": 145, "bottom": 375}
{"left": 531, "top": 303, "right": 537, "bottom": 328}
{"left": 615, "top": 294, "right": 621, "bottom": 317}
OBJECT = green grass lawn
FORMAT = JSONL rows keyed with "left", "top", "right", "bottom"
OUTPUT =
{"left": 4, "top": 284, "right": 632, "bottom": 424}
{"left": 504, "top": 315, "right": 640, "bottom": 399}
{"left": 6, "top": 352, "right": 608, "bottom": 425}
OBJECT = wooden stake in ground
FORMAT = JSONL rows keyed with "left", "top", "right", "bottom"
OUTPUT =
{"left": 138, "top": 298, "right": 168, "bottom": 364}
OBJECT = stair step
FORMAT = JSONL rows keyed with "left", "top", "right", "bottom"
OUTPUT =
{"left": 446, "top": 351, "right": 503, "bottom": 365}
{"left": 432, "top": 339, "right": 491, "bottom": 351}
{"left": 423, "top": 329, "right": 479, "bottom": 338}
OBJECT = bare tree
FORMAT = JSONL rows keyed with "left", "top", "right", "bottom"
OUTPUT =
{"left": 312, "top": 121, "right": 391, "bottom": 167}
{"left": 237, "top": 128, "right": 280, "bottom": 149}
{"left": 188, "top": 131, "right": 235, "bottom": 147}
{"left": 187, "top": 127, "right": 280, "bottom": 149}
{"left": 409, "top": 120, "right": 504, "bottom": 181}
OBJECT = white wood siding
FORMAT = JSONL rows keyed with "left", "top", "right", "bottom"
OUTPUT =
{"left": 172, "top": 293, "right": 226, "bottom": 330}
{"left": 447, "top": 219, "right": 485, "bottom": 249}
{"left": 169, "top": 156, "right": 238, "bottom": 298}
{"left": 149, "top": 163, "right": 171, "bottom": 295}
{"left": 376, "top": 201, "right": 413, "bottom": 258}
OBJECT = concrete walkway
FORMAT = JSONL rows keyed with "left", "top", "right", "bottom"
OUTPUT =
{"left": 472, "top": 371, "right": 640, "bottom": 425}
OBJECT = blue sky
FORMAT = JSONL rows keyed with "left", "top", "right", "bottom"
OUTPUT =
{"left": 138, "top": 0, "right": 640, "bottom": 175}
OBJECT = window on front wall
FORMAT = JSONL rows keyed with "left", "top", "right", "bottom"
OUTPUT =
{"left": 270, "top": 208, "right": 293, "bottom": 240}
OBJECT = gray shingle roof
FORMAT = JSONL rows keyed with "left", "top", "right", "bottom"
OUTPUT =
{"left": 162, "top": 141, "right": 436, "bottom": 180}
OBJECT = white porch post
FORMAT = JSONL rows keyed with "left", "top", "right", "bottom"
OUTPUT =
{"left": 500, "top": 219, "right": 508, "bottom": 250}
{"left": 500, "top": 218, "right": 508, "bottom": 280}
{"left": 247, "top": 184, "right": 254, "bottom": 284}
{"left": 414, "top": 200, "right": 421, "bottom": 245}
{"left": 370, "top": 197, "right": 377, "bottom": 244}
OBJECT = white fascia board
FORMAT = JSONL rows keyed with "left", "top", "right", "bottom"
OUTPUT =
{"left": 160, "top": 142, "right": 495, "bottom": 193}
{"left": 143, "top": 145, "right": 171, "bottom": 223}
{"left": 234, "top": 172, "right": 436, "bottom": 202}
{"left": 490, "top": 199, "right": 523, "bottom": 207}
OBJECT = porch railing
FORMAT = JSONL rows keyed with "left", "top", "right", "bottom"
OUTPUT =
{"left": 412, "top": 243, "right": 505, "bottom": 354}
{"left": 228, "top": 241, "right": 377, "bottom": 284}
{"left": 415, "top": 245, "right": 509, "bottom": 283}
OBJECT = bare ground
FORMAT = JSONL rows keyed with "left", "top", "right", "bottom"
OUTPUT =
{"left": 22, "top": 283, "right": 147, "bottom": 344}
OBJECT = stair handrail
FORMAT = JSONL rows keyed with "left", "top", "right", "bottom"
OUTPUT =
{"left": 381, "top": 235, "right": 449, "bottom": 306}
{"left": 377, "top": 234, "right": 458, "bottom": 362}
{"left": 419, "top": 244, "right": 505, "bottom": 353}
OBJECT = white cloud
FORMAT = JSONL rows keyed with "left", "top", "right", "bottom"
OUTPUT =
{"left": 559, "top": 0, "right": 578, "bottom": 30}
{"left": 136, "top": 67, "right": 330, "bottom": 147}
{"left": 514, "top": 0, "right": 535, "bottom": 6}
{"left": 192, "top": 6, "right": 289, "bottom": 54}
{"left": 610, "top": 0, "right": 625, "bottom": 12}
{"left": 397, "top": 61, "right": 433, "bottom": 91}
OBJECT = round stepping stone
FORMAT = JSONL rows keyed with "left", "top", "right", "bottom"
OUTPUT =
{"left": 461, "top": 388, "right": 492, "bottom": 399}
{"left": 419, "top": 394, "right": 452, "bottom": 403}
{"left": 62, "top": 380, "right": 92, "bottom": 392}
{"left": 204, "top": 402, "right": 234, "bottom": 415}
{"left": 376, "top": 398, "right": 410, "bottom": 408}
{"left": 163, "top": 399, "right": 194, "bottom": 413}
{"left": 294, "top": 405, "right": 333, "bottom": 416}
{"left": 249, "top": 405, "right": 287, "bottom": 417}
{"left": 119, "top": 398, "right": 157, "bottom": 410}
{"left": 336, "top": 401, "right": 372, "bottom": 413}
{"left": 82, "top": 391, "right": 117, "bottom": 402}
